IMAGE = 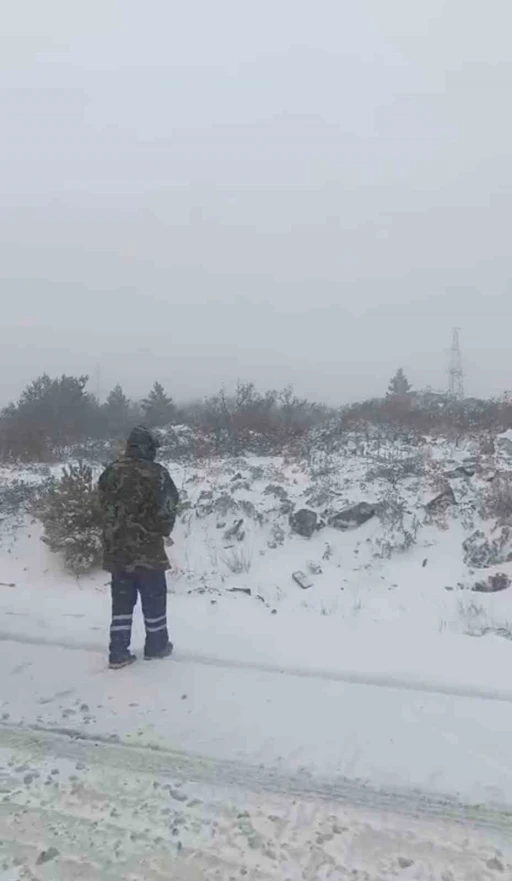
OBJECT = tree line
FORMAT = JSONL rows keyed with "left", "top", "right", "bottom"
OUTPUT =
{"left": 1, "top": 367, "right": 511, "bottom": 461}
{"left": 0, "top": 374, "right": 329, "bottom": 460}
{"left": 0, "top": 377, "right": 176, "bottom": 460}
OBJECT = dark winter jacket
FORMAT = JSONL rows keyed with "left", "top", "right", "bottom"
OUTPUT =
{"left": 98, "top": 427, "right": 179, "bottom": 572}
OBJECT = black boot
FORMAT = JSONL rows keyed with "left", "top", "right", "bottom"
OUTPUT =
{"left": 109, "top": 652, "right": 137, "bottom": 670}
{"left": 144, "top": 642, "right": 173, "bottom": 661}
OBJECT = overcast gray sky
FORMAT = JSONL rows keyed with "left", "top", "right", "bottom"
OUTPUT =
{"left": 1, "top": 0, "right": 511, "bottom": 405}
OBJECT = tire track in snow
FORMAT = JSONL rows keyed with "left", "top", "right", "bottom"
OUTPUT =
{"left": 1, "top": 724, "right": 510, "bottom": 881}
{"left": 1, "top": 628, "right": 512, "bottom": 705}
{"left": 1, "top": 722, "right": 512, "bottom": 833}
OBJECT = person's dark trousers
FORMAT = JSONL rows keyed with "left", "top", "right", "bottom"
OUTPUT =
{"left": 109, "top": 569, "right": 170, "bottom": 663}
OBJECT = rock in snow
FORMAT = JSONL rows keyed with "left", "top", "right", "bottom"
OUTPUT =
{"left": 292, "top": 570, "right": 313, "bottom": 589}
{"left": 444, "top": 465, "right": 476, "bottom": 479}
{"left": 36, "top": 847, "right": 59, "bottom": 865}
{"left": 497, "top": 430, "right": 512, "bottom": 455}
{"left": 289, "top": 509, "right": 318, "bottom": 538}
{"left": 425, "top": 487, "right": 456, "bottom": 512}
{"left": 473, "top": 572, "right": 511, "bottom": 593}
{"left": 328, "top": 503, "right": 376, "bottom": 530}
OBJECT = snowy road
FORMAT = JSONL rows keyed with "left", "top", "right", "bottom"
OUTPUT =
{"left": 1, "top": 725, "right": 510, "bottom": 881}
{"left": 1, "top": 637, "right": 512, "bottom": 879}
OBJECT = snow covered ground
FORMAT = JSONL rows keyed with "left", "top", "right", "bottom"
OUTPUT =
{"left": 2, "top": 718, "right": 510, "bottom": 880}
{"left": 1, "top": 434, "right": 512, "bottom": 877}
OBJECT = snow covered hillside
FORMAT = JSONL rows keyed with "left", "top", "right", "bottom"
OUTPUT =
{"left": 1, "top": 430, "right": 512, "bottom": 877}
{"left": 3, "top": 430, "right": 512, "bottom": 695}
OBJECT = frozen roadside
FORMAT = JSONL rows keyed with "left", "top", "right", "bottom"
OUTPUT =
{"left": 2, "top": 638, "right": 512, "bottom": 810}
{"left": 3, "top": 578, "right": 512, "bottom": 705}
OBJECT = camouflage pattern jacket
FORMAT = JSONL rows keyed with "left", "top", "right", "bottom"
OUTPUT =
{"left": 98, "top": 428, "right": 179, "bottom": 572}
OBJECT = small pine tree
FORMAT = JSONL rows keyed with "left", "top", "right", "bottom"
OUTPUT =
{"left": 387, "top": 368, "right": 412, "bottom": 397}
{"left": 36, "top": 462, "right": 102, "bottom": 574}
{"left": 141, "top": 382, "right": 176, "bottom": 428}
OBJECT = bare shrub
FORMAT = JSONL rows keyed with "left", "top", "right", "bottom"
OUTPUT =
{"left": 222, "top": 546, "right": 252, "bottom": 575}
{"left": 456, "top": 597, "right": 512, "bottom": 640}
{"left": 457, "top": 598, "right": 486, "bottom": 636}
{"left": 374, "top": 495, "right": 421, "bottom": 558}
{"left": 309, "top": 450, "right": 338, "bottom": 478}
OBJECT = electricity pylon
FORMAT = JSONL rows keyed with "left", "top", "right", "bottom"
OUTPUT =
{"left": 448, "top": 327, "right": 464, "bottom": 400}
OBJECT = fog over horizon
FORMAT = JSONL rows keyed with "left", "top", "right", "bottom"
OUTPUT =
{"left": 1, "top": 0, "right": 512, "bottom": 408}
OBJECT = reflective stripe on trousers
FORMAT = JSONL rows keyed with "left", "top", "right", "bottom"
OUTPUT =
{"left": 109, "top": 569, "right": 169, "bottom": 661}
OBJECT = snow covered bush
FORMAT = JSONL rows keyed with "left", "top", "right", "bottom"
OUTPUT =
{"left": 462, "top": 527, "right": 512, "bottom": 568}
{"left": 366, "top": 452, "right": 425, "bottom": 487}
{"left": 35, "top": 461, "right": 102, "bottom": 575}
{"left": 0, "top": 479, "right": 41, "bottom": 518}
{"left": 373, "top": 495, "right": 421, "bottom": 558}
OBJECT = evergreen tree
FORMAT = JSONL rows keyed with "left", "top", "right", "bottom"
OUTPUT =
{"left": 141, "top": 382, "right": 176, "bottom": 428}
{"left": 36, "top": 461, "right": 102, "bottom": 574}
{"left": 106, "top": 384, "right": 129, "bottom": 410}
{"left": 387, "top": 368, "right": 412, "bottom": 397}
{"left": 1, "top": 374, "right": 99, "bottom": 457}
{"left": 103, "top": 384, "right": 132, "bottom": 437}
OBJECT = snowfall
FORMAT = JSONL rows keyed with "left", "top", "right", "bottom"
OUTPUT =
{"left": 1, "top": 430, "right": 512, "bottom": 879}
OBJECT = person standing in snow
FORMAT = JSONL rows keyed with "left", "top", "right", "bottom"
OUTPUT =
{"left": 98, "top": 426, "right": 180, "bottom": 669}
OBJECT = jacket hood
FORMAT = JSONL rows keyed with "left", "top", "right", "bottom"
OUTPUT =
{"left": 126, "top": 426, "right": 160, "bottom": 461}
